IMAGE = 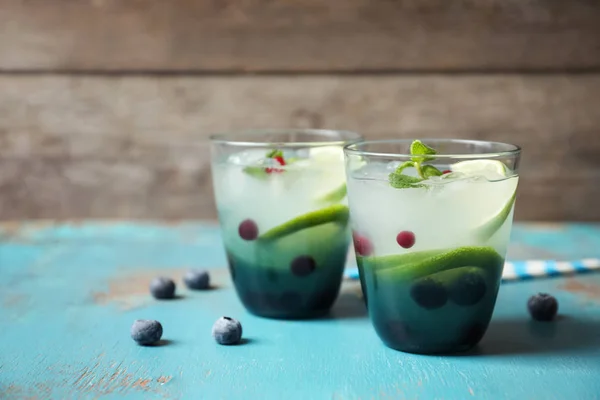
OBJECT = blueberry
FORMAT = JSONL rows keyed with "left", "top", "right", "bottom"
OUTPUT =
{"left": 212, "top": 317, "right": 243, "bottom": 345}
{"left": 131, "top": 319, "right": 163, "bottom": 345}
{"left": 149, "top": 277, "right": 176, "bottom": 299}
{"left": 183, "top": 270, "right": 210, "bottom": 290}
{"left": 290, "top": 255, "right": 316, "bottom": 277}
{"left": 527, "top": 293, "right": 558, "bottom": 321}
{"left": 410, "top": 278, "right": 448, "bottom": 309}
{"left": 449, "top": 272, "right": 487, "bottom": 306}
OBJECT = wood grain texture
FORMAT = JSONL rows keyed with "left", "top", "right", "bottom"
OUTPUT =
{"left": 1, "top": 0, "right": 600, "bottom": 72}
{"left": 0, "top": 74, "right": 599, "bottom": 221}
{"left": 1, "top": 222, "right": 600, "bottom": 399}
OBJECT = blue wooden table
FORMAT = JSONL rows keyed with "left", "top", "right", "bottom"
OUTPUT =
{"left": 1, "top": 222, "right": 600, "bottom": 400}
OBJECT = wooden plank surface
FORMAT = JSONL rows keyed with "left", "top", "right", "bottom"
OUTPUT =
{"left": 1, "top": 0, "right": 599, "bottom": 72}
{"left": 1, "top": 222, "right": 600, "bottom": 399}
{"left": 0, "top": 75, "right": 600, "bottom": 220}
{"left": 1, "top": 74, "right": 599, "bottom": 221}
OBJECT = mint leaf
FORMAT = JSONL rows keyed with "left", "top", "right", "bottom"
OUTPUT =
{"left": 388, "top": 173, "right": 424, "bottom": 189}
{"left": 388, "top": 141, "right": 441, "bottom": 188}
{"left": 243, "top": 149, "right": 287, "bottom": 179}
{"left": 422, "top": 165, "right": 443, "bottom": 178}
{"left": 266, "top": 149, "right": 283, "bottom": 159}
{"left": 394, "top": 161, "right": 415, "bottom": 174}
{"left": 243, "top": 166, "right": 269, "bottom": 179}
{"left": 410, "top": 140, "right": 437, "bottom": 163}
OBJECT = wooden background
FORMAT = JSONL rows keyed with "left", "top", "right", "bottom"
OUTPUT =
{"left": 0, "top": 0, "right": 599, "bottom": 221}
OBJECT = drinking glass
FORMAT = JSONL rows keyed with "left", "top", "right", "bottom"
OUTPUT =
{"left": 211, "top": 129, "right": 362, "bottom": 319}
{"left": 344, "top": 139, "right": 521, "bottom": 353}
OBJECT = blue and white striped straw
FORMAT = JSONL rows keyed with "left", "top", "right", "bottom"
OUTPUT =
{"left": 344, "top": 258, "right": 600, "bottom": 282}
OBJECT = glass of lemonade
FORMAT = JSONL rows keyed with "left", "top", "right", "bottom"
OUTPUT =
{"left": 211, "top": 129, "right": 362, "bottom": 319}
{"left": 344, "top": 139, "right": 521, "bottom": 354}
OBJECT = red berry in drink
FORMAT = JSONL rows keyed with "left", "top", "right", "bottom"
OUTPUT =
{"left": 353, "top": 232, "right": 373, "bottom": 256}
{"left": 273, "top": 155, "right": 286, "bottom": 166}
{"left": 266, "top": 155, "right": 286, "bottom": 174}
{"left": 396, "top": 231, "right": 415, "bottom": 249}
{"left": 238, "top": 219, "right": 258, "bottom": 241}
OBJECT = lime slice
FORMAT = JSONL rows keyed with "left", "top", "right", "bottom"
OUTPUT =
{"left": 259, "top": 204, "right": 350, "bottom": 241}
{"left": 315, "top": 183, "right": 347, "bottom": 204}
{"left": 357, "top": 249, "right": 446, "bottom": 271}
{"left": 473, "top": 190, "right": 517, "bottom": 240}
{"left": 309, "top": 145, "right": 345, "bottom": 163}
{"left": 422, "top": 266, "right": 489, "bottom": 287}
{"left": 309, "top": 146, "right": 348, "bottom": 203}
{"left": 451, "top": 160, "right": 508, "bottom": 180}
{"left": 374, "top": 246, "right": 504, "bottom": 282}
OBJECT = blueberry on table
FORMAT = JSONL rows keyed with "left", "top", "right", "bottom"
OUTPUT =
{"left": 183, "top": 270, "right": 210, "bottom": 290}
{"left": 410, "top": 278, "right": 448, "bottom": 309}
{"left": 131, "top": 320, "right": 163, "bottom": 345}
{"left": 528, "top": 293, "right": 558, "bottom": 321}
{"left": 212, "top": 317, "right": 243, "bottom": 345}
{"left": 150, "top": 277, "right": 176, "bottom": 299}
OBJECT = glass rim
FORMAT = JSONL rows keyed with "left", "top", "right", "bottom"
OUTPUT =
{"left": 344, "top": 139, "right": 521, "bottom": 159}
{"left": 209, "top": 129, "right": 362, "bottom": 148}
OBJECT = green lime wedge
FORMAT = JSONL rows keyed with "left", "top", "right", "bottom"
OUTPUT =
{"left": 451, "top": 160, "right": 507, "bottom": 179}
{"left": 357, "top": 249, "right": 446, "bottom": 271}
{"left": 259, "top": 204, "right": 350, "bottom": 241}
{"left": 421, "top": 266, "right": 488, "bottom": 286}
{"left": 375, "top": 246, "right": 504, "bottom": 282}
{"left": 314, "top": 183, "right": 347, "bottom": 204}
{"left": 473, "top": 190, "right": 517, "bottom": 241}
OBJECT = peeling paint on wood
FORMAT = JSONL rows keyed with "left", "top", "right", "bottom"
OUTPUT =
{"left": 1, "top": 221, "right": 600, "bottom": 399}
{"left": 559, "top": 279, "right": 600, "bottom": 301}
{"left": 92, "top": 267, "right": 230, "bottom": 310}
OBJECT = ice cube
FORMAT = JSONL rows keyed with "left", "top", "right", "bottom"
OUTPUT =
{"left": 227, "top": 149, "right": 268, "bottom": 165}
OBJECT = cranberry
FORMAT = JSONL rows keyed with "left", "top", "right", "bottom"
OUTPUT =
{"left": 290, "top": 255, "right": 316, "bottom": 277}
{"left": 265, "top": 155, "right": 286, "bottom": 174}
{"left": 273, "top": 155, "right": 286, "bottom": 166}
{"left": 353, "top": 232, "right": 373, "bottom": 256}
{"left": 442, "top": 170, "right": 451, "bottom": 174}
{"left": 238, "top": 219, "right": 258, "bottom": 240}
{"left": 396, "top": 231, "right": 415, "bottom": 249}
